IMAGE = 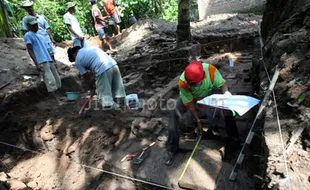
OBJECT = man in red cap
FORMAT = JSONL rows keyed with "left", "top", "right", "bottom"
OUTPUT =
{"left": 164, "top": 60, "right": 239, "bottom": 165}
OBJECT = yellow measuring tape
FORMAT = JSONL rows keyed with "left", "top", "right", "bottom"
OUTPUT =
{"left": 178, "top": 135, "right": 202, "bottom": 181}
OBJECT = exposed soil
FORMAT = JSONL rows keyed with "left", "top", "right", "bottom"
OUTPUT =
{"left": 0, "top": 91, "right": 142, "bottom": 189}
{"left": 259, "top": 0, "right": 310, "bottom": 189}
{"left": 2, "top": 0, "right": 310, "bottom": 189}
{"left": 0, "top": 12, "right": 264, "bottom": 190}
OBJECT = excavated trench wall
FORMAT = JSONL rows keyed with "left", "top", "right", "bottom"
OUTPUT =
{"left": 260, "top": 0, "right": 310, "bottom": 189}
{"left": 197, "top": 36, "right": 255, "bottom": 57}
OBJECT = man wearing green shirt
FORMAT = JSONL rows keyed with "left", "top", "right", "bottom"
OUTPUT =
{"left": 164, "top": 60, "right": 239, "bottom": 165}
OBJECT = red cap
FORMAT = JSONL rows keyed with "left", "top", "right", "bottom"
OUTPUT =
{"left": 184, "top": 60, "right": 204, "bottom": 84}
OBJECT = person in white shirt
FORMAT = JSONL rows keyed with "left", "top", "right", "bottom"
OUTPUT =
{"left": 21, "top": 0, "right": 57, "bottom": 62}
{"left": 63, "top": 2, "right": 88, "bottom": 48}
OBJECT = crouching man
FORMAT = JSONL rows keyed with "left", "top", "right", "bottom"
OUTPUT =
{"left": 67, "top": 46, "right": 126, "bottom": 109}
{"left": 23, "top": 15, "right": 62, "bottom": 105}
{"left": 164, "top": 60, "right": 240, "bottom": 165}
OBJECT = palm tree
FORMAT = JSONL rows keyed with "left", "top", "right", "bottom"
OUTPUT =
{"left": 176, "top": 0, "right": 191, "bottom": 43}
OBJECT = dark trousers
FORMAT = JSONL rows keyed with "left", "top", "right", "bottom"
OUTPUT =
{"left": 166, "top": 98, "right": 239, "bottom": 153}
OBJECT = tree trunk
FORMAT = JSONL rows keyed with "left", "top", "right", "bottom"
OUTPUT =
{"left": 177, "top": 0, "right": 191, "bottom": 43}
{"left": 0, "top": 0, "right": 13, "bottom": 37}
{"left": 197, "top": 0, "right": 210, "bottom": 20}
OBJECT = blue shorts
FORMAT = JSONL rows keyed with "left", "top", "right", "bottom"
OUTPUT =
{"left": 96, "top": 27, "right": 107, "bottom": 40}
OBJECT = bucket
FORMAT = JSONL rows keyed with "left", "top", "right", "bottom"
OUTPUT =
{"left": 66, "top": 92, "right": 79, "bottom": 101}
{"left": 125, "top": 93, "right": 141, "bottom": 110}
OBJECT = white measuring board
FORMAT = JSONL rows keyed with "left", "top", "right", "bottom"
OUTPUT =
{"left": 197, "top": 94, "right": 260, "bottom": 116}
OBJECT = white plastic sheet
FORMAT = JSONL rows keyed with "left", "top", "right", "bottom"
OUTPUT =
{"left": 197, "top": 94, "right": 260, "bottom": 116}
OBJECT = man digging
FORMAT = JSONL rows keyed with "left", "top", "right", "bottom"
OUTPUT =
{"left": 67, "top": 46, "right": 126, "bottom": 110}
{"left": 23, "top": 16, "right": 63, "bottom": 105}
{"left": 164, "top": 60, "right": 240, "bottom": 166}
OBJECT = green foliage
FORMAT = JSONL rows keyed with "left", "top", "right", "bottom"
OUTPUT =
{"left": 162, "top": 0, "right": 178, "bottom": 21}
{"left": 4, "top": 0, "right": 95, "bottom": 41}
{"left": 0, "top": 1, "right": 12, "bottom": 37}
{"left": 34, "top": 0, "right": 69, "bottom": 42}
{"left": 4, "top": 0, "right": 25, "bottom": 37}
{"left": 117, "top": 0, "right": 164, "bottom": 28}
{"left": 162, "top": 0, "right": 198, "bottom": 22}
{"left": 118, "top": 0, "right": 197, "bottom": 26}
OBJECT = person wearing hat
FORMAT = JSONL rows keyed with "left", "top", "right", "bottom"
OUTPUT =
{"left": 21, "top": 0, "right": 57, "bottom": 62}
{"left": 63, "top": 2, "right": 88, "bottom": 48}
{"left": 67, "top": 46, "right": 126, "bottom": 109}
{"left": 89, "top": 0, "right": 115, "bottom": 53}
{"left": 23, "top": 15, "right": 63, "bottom": 105}
{"left": 102, "top": 0, "right": 122, "bottom": 37}
{"left": 164, "top": 60, "right": 240, "bottom": 165}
